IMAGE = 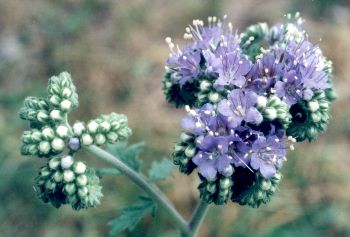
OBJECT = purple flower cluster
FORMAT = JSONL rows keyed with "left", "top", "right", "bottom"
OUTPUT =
{"left": 181, "top": 98, "right": 293, "bottom": 180}
{"left": 166, "top": 14, "right": 335, "bottom": 204}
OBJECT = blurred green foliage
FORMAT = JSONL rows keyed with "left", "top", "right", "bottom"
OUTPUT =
{"left": 0, "top": 0, "right": 350, "bottom": 236}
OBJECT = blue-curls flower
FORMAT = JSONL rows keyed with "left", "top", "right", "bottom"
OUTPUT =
{"left": 218, "top": 89, "right": 263, "bottom": 128}
{"left": 214, "top": 50, "right": 252, "bottom": 89}
{"left": 193, "top": 135, "right": 232, "bottom": 180}
{"left": 250, "top": 135, "right": 287, "bottom": 178}
{"left": 167, "top": 46, "right": 202, "bottom": 86}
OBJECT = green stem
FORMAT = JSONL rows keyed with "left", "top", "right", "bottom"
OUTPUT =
{"left": 85, "top": 145, "right": 190, "bottom": 234}
{"left": 187, "top": 199, "right": 210, "bottom": 237}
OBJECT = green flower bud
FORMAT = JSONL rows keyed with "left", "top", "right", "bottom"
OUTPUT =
{"left": 50, "top": 109, "right": 63, "bottom": 121}
{"left": 53, "top": 171, "right": 63, "bottom": 182}
{"left": 77, "top": 187, "right": 89, "bottom": 198}
{"left": 61, "top": 155, "right": 74, "bottom": 169}
{"left": 49, "top": 95, "right": 61, "bottom": 106}
{"left": 72, "top": 122, "right": 85, "bottom": 136}
{"left": 256, "top": 96, "right": 268, "bottom": 108}
{"left": 56, "top": 125, "right": 69, "bottom": 138}
{"left": 63, "top": 170, "right": 75, "bottom": 183}
{"left": 99, "top": 121, "right": 111, "bottom": 133}
{"left": 87, "top": 121, "right": 99, "bottom": 134}
{"left": 76, "top": 174, "right": 88, "bottom": 186}
{"left": 263, "top": 107, "right": 277, "bottom": 120}
{"left": 51, "top": 138, "right": 65, "bottom": 152}
{"left": 184, "top": 145, "right": 196, "bottom": 158}
{"left": 45, "top": 180, "right": 57, "bottom": 190}
{"left": 41, "top": 127, "right": 55, "bottom": 140}
{"left": 95, "top": 133, "right": 106, "bottom": 145}
{"left": 64, "top": 183, "right": 76, "bottom": 194}
{"left": 39, "top": 141, "right": 51, "bottom": 155}
{"left": 60, "top": 99, "right": 72, "bottom": 112}
{"left": 81, "top": 133, "right": 93, "bottom": 146}
{"left": 73, "top": 161, "right": 87, "bottom": 174}
{"left": 61, "top": 88, "right": 72, "bottom": 98}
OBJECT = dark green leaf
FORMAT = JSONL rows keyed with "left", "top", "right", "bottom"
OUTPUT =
{"left": 148, "top": 158, "right": 174, "bottom": 181}
{"left": 107, "top": 142, "right": 144, "bottom": 172}
{"left": 108, "top": 197, "right": 157, "bottom": 236}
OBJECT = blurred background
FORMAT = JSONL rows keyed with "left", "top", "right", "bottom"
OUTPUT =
{"left": 0, "top": 0, "right": 350, "bottom": 236}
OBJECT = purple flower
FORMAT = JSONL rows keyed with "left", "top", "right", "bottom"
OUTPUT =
{"left": 192, "top": 135, "right": 232, "bottom": 179}
{"left": 227, "top": 134, "right": 252, "bottom": 169}
{"left": 274, "top": 70, "right": 304, "bottom": 105}
{"left": 218, "top": 89, "right": 263, "bottom": 128}
{"left": 167, "top": 47, "right": 201, "bottom": 86}
{"left": 247, "top": 54, "right": 285, "bottom": 95}
{"left": 250, "top": 136, "right": 287, "bottom": 178}
{"left": 214, "top": 50, "right": 251, "bottom": 89}
{"left": 181, "top": 104, "right": 216, "bottom": 135}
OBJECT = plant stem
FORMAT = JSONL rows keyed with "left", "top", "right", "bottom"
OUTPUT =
{"left": 188, "top": 199, "right": 210, "bottom": 237}
{"left": 85, "top": 145, "right": 190, "bottom": 234}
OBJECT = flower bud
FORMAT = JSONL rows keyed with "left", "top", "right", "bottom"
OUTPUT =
{"left": 77, "top": 187, "right": 89, "bottom": 198}
{"left": 39, "top": 141, "right": 51, "bottom": 154}
{"left": 61, "top": 155, "right": 74, "bottom": 169}
{"left": 50, "top": 109, "right": 63, "bottom": 120}
{"left": 56, "top": 125, "right": 69, "bottom": 138}
{"left": 45, "top": 180, "right": 56, "bottom": 190}
{"left": 60, "top": 99, "right": 72, "bottom": 112}
{"left": 48, "top": 158, "right": 60, "bottom": 170}
{"left": 81, "top": 133, "right": 93, "bottom": 146}
{"left": 208, "top": 92, "right": 220, "bottom": 103}
{"left": 184, "top": 145, "right": 196, "bottom": 158}
{"left": 64, "top": 183, "right": 76, "bottom": 194}
{"left": 49, "top": 95, "right": 61, "bottom": 106}
{"left": 63, "top": 170, "right": 75, "bottom": 182}
{"left": 256, "top": 96, "right": 267, "bottom": 108}
{"left": 41, "top": 127, "right": 55, "bottom": 140}
{"left": 73, "top": 161, "right": 86, "bottom": 174}
{"left": 40, "top": 167, "right": 51, "bottom": 177}
{"left": 87, "top": 121, "right": 99, "bottom": 134}
{"left": 31, "top": 131, "right": 42, "bottom": 142}
{"left": 61, "top": 88, "right": 72, "bottom": 98}
{"left": 263, "top": 107, "right": 277, "bottom": 120}
{"left": 51, "top": 138, "right": 65, "bottom": 152}
{"left": 76, "top": 174, "right": 88, "bottom": 186}
{"left": 100, "top": 121, "right": 111, "bottom": 132}
{"left": 106, "top": 132, "right": 118, "bottom": 142}
{"left": 308, "top": 101, "right": 319, "bottom": 112}
{"left": 95, "top": 133, "right": 106, "bottom": 145}
{"left": 37, "top": 111, "right": 49, "bottom": 122}
{"left": 72, "top": 122, "right": 85, "bottom": 136}
{"left": 200, "top": 80, "right": 211, "bottom": 91}
{"left": 53, "top": 171, "right": 63, "bottom": 182}
{"left": 68, "top": 137, "right": 80, "bottom": 151}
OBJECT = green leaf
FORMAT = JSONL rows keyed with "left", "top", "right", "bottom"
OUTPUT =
{"left": 148, "top": 158, "right": 174, "bottom": 181}
{"left": 108, "top": 197, "right": 157, "bottom": 236}
{"left": 107, "top": 142, "right": 144, "bottom": 172}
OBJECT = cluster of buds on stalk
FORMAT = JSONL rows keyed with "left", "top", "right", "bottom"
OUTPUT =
{"left": 19, "top": 72, "right": 131, "bottom": 210}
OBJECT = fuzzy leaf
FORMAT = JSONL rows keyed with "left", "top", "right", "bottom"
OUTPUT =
{"left": 108, "top": 197, "right": 157, "bottom": 236}
{"left": 107, "top": 142, "right": 144, "bottom": 172}
{"left": 148, "top": 158, "right": 174, "bottom": 181}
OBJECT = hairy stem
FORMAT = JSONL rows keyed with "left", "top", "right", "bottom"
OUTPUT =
{"left": 188, "top": 199, "right": 210, "bottom": 237}
{"left": 85, "top": 145, "right": 190, "bottom": 234}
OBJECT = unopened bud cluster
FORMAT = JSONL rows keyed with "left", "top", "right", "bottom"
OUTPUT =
{"left": 72, "top": 113, "right": 131, "bottom": 147}
{"left": 19, "top": 72, "right": 131, "bottom": 210}
{"left": 165, "top": 14, "right": 336, "bottom": 207}
{"left": 35, "top": 155, "right": 103, "bottom": 210}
